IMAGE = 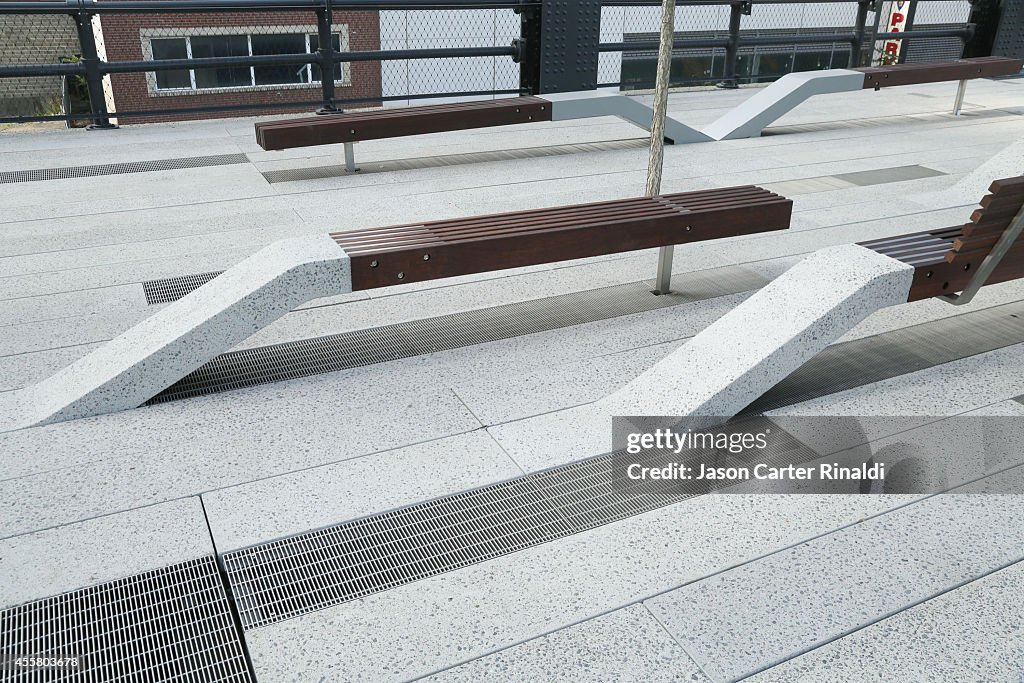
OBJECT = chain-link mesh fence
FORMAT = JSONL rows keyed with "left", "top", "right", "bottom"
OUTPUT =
{"left": 0, "top": 0, "right": 980, "bottom": 125}
{"left": 0, "top": 4, "right": 521, "bottom": 124}
{"left": 0, "top": 14, "right": 82, "bottom": 120}
{"left": 600, "top": 0, "right": 973, "bottom": 90}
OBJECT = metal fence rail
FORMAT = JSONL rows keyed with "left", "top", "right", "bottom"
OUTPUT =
{"left": 0, "top": 0, "right": 982, "bottom": 126}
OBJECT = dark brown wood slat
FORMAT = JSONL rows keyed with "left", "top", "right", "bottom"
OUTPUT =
{"left": 332, "top": 187, "right": 782, "bottom": 243}
{"left": 980, "top": 188, "right": 1024, "bottom": 210}
{"left": 333, "top": 194, "right": 790, "bottom": 252}
{"left": 255, "top": 98, "right": 547, "bottom": 135}
{"left": 971, "top": 202, "right": 1024, "bottom": 224}
{"left": 947, "top": 232, "right": 1024, "bottom": 264}
{"left": 335, "top": 193, "right": 792, "bottom": 291}
{"left": 332, "top": 186, "right": 777, "bottom": 240}
{"left": 854, "top": 56, "right": 1023, "bottom": 89}
{"left": 256, "top": 97, "right": 553, "bottom": 150}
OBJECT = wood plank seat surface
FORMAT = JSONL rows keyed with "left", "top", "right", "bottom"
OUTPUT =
{"left": 331, "top": 185, "right": 792, "bottom": 290}
{"left": 861, "top": 176, "right": 1024, "bottom": 301}
{"left": 255, "top": 97, "right": 553, "bottom": 150}
{"left": 853, "top": 56, "right": 1023, "bottom": 89}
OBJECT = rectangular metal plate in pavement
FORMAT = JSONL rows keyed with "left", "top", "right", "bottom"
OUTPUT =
{"left": 0, "top": 154, "right": 250, "bottom": 184}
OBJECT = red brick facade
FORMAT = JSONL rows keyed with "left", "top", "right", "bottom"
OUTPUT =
{"left": 98, "top": 10, "right": 382, "bottom": 123}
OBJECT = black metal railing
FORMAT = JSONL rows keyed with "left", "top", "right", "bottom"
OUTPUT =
{"left": 0, "top": 0, "right": 981, "bottom": 127}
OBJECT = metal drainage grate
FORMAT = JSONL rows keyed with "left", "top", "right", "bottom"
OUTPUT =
{"left": 144, "top": 271, "right": 223, "bottom": 305}
{"left": 0, "top": 154, "right": 250, "bottom": 184}
{"left": 148, "top": 266, "right": 769, "bottom": 404}
{"left": 223, "top": 417, "right": 812, "bottom": 629}
{"left": 0, "top": 556, "right": 253, "bottom": 682}
{"left": 261, "top": 138, "right": 649, "bottom": 183}
{"left": 742, "top": 300, "right": 1024, "bottom": 415}
{"left": 762, "top": 107, "right": 1019, "bottom": 136}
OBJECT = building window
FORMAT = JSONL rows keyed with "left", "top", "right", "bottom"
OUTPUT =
{"left": 145, "top": 28, "right": 347, "bottom": 93}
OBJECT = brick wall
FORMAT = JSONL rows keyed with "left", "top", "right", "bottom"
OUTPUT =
{"left": 0, "top": 15, "right": 80, "bottom": 117}
{"left": 98, "top": 10, "right": 383, "bottom": 123}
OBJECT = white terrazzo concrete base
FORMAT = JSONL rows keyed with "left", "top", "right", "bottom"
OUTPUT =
{"left": 1, "top": 234, "right": 351, "bottom": 431}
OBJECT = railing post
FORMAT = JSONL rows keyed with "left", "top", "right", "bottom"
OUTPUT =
{"left": 849, "top": 0, "right": 872, "bottom": 68}
{"left": 315, "top": 0, "right": 337, "bottom": 114}
{"left": 73, "top": 10, "right": 115, "bottom": 129}
{"left": 717, "top": 0, "right": 749, "bottom": 90}
{"left": 515, "top": 1, "right": 542, "bottom": 95}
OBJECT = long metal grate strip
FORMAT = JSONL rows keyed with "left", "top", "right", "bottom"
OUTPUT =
{"left": 742, "top": 300, "right": 1024, "bottom": 415}
{"left": 220, "top": 302, "right": 1024, "bottom": 630}
{"left": 0, "top": 556, "right": 253, "bottom": 682}
{"left": 261, "top": 138, "right": 649, "bottom": 183}
{"left": 148, "top": 267, "right": 768, "bottom": 404}
{"left": 223, "top": 418, "right": 812, "bottom": 630}
{"left": 0, "top": 154, "right": 250, "bottom": 184}
{"left": 144, "top": 271, "right": 223, "bottom": 305}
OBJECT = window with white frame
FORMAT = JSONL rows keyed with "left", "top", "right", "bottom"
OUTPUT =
{"left": 146, "top": 28, "right": 348, "bottom": 92}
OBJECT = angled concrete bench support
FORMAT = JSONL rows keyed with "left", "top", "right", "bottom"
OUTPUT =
{"left": 598, "top": 244, "right": 914, "bottom": 419}
{"left": 2, "top": 236, "right": 351, "bottom": 431}
{"left": 702, "top": 57, "right": 1023, "bottom": 141}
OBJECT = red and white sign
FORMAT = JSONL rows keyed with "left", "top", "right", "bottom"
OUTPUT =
{"left": 878, "top": 0, "right": 915, "bottom": 64}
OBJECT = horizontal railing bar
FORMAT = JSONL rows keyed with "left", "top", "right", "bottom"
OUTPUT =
{"left": 603, "top": 0, "right": 966, "bottom": 4}
{"left": 0, "top": 46, "right": 518, "bottom": 79}
{"left": 600, "top": 27, "right": 970, "bottom": 53}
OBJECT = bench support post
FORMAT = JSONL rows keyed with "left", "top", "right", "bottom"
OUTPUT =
{"left": 940, "top": 205, "right": 1024, "bottom": 306}
{"left": 344, "top": 142, "right": 359, "bottom": 172}
{"left": 953, "top": 78, "right": 968, "bottom": 116}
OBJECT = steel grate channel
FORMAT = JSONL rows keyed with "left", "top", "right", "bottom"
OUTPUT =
{"left": 763, "top": 107, "right": 1020, "bottom": 135}
{"left": 741, "top": 300, "right": 1024, "bottom": 415}
{"left": 261, "top": 138, "right": 648, "bottom": 183}
{"left": 0, "top": 556, "right": 253, "bottom": 682}
{"left": 0, "top": 154, "right": 250, "bottom": 184}
{"left": 148, "top": 267, "right": 768, "bottom": 404}
{"left": 223, "top": 418, "right": 813, "bottom": 630}
{"left": 143, "top": 271, "right": 224, "bottom": 305}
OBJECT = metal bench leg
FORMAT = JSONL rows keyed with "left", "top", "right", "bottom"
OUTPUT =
{"left": 654, "top": 246, "right": 674, "bottom": 295}
{"left": 940, "top": 205, "right": 1024, "bottom": 306}
{"left": 344, "top": 142, "right": 359, "bottom": 172}
{"left": 953, "top": 79, "right": 967, "bottom": 116}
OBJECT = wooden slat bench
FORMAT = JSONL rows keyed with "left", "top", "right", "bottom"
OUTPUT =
{"left": 255, "top": 97, "right": 553, "bottom": 151}
{"left": 860, "top": 176, "right": 1024, "bottom": 302}
{"left": 853, "top": 56, "right": 1023, "bottom": 90}
{"left": 12, "top": 183, "right": 793, "bottom": 429}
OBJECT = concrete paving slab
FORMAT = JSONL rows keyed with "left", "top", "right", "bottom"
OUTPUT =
{"left": 0, "top": 372, "right": 480, "bottom": 537}
{"left": 647, "top": 464, "right": 1024, "bottom": 682}
{"left": 0, "top": 497, "right": 211, "bottom": 610}
{"left": 746, "top": 559, "right": 1024, "bottom": 683}
{"left": 203, "top": 430, "right": 520, "bottom": 552}
{"left": 425, "top": 604, "right": 710, "bottom": 683}
{"left": 243, "top": 493, "right": 909, "bottom": 682}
